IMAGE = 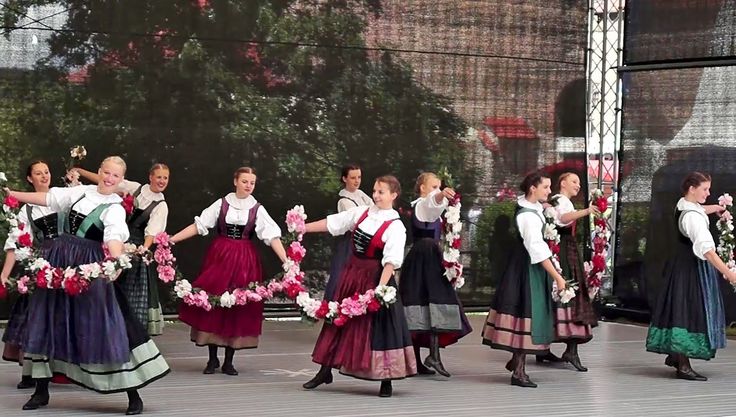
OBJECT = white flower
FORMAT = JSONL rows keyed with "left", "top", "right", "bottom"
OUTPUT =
{"left": 219, "top": 291, "right": 236, "bottom": 308}
{"left": 117, "top": 254, "right": 132, "bottom": 269}
{"left": 29, "top": 258, "right": 50, "bottom": 271}
{"left": 452, "top": 221, "right": 463, "bottom": 234}
{"left": 453, "top": 276, "right": 465, "bottom": 289}
{"left": 8, "top": 218, "right": 17, "bottom": 227}
{"left": 375, "top": 285, "right": 397, "bottom": 304}
{"left": 174, "top": 279, "right": 193, "bottom": 298}
{"left": 544, "top": 207, "right": 558, "bottom": 220}
{"left": 70, "top": 145, "right": 87, "bottom": 159}
{"left": 445, "top": 206, "right": 461, "bottom": 224}
{"left": 0, "top": 172, "right": 7, "bottom": 182}
{"left": 15, "top": 247, "right": 32, "bottom": 261}
{"left": 444, "top": 248, "right": 460, "bottom": 263}
{"left": 79, "top": 262, "right": 102, "bottom": 279}
{"left": 102, "top": 260, "right": 117, "bottom": 277}
{"left": 543, "top": 224, "right": 558, "bottom": 241}
{"left": 327, "top": 301, "right": 339, "bottom": 318}
{"left": 559, "top": 288, "right": 576, "bottom": 304}
{"left": 282, "top": 259, "right": 296, "bottom": 272}
{"left": 123, "top": 243, "right": 138, "bottom": 254}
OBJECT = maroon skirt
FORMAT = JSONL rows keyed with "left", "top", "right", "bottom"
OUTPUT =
{"left": 312, "top": 255, "right": 416, "bottom": 381}
{"left": 179, "top": 236, "right": 263, "bottom": 349}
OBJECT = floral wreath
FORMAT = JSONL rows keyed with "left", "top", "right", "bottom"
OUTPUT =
{"left": 583, "top": 189, "right": 610, "bottom": 300}
{"left": 441, "top": 193, "right": 464, "bottom": 289}
{"left": 542, "top": 204, "right": 577, "bottom": 304}
{"left": 0, "top": 174, "right": 135, "bottom": 298}
{"left": 159, "top": 205, "right": 397, "bottom": 327}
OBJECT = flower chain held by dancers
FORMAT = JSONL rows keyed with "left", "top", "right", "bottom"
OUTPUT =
{"left": 482, "top": 171, "right": 568, "bottom": 388}
{"left": 537, "top": 172, "right": 599, "bottom": 371}
{"left": 1, "top": 161, "right": 60, "bottom": 391}
{"left": 4, "top": 156, "right": 170, "bottom": 415}
{"left": 302, "top": 175, "right": 416, "bottom": 398}
{"left": 399, "top": 172, "right": 472, "bottom": 377}
{"left": 75, "top": 163, "right": 171, "bottom": 336}
{"left": 646, "top": 172, "right": 736, "bottom": 381}
{"left": 170, "top": 167, "right": 287, "bottom": 376}
{"left": 325, "top": 164, "right": 372, "bottom": 301}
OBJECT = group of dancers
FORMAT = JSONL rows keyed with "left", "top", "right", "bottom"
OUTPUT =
{"left": 1, "top": 155, "right": 734, "bottom": 414}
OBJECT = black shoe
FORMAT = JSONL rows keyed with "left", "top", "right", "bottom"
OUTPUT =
{"left": 203, "top": 359, "right": 220, "bottom": 374}
{"left": 416, "top": 361, "right": 436, "bottom": 375}
{"left": 22, "top": 393, "right": 49, "bottom": 410}
{"left": 504, "top": 359, "right": 516, "bottom": 372}
{"left": 379, "top": 381, "right": 392, "bottom": 397}
{"left": 536, "top": 352, "right": 563, "bottom": 363}
{"left": 664, "top": 354, "right": 678, "bottom": 368}
{"left": 424, "top": 356, "right": 451, "bottom": 378}
{"left": 17, "top": 378, "right": 35, "bottom": 390}
{"left": 676, "top": 369, "right": 707, "bottom": 381}
{"left": 302, "top": 370, "right": 333, "bottom": 389}
{"left": 510, "top": 375, "right": 537, "bottom": 388}
{"left": 221, "top": 364, "right": 239, "bottom": 376}
{"left": 562, "top": 352, "right": 588, "bottom": 372}
{"left": 125, "top": 397, "right": 143, "bottom": 415}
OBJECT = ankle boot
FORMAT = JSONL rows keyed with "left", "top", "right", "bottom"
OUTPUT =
{"left": 22, "top": 378, "right": 49, "bottom": 410}
{"left": 414, "top": 345, "right": 435, "bottom": 375}
{"left": 423, "top": 333, "right": 450, "bottom": 377}
{"left": 303, "top": 366, "right": 333, "bottom": 389}
{"left": 125, "top": 390, "right": 143, "bottom": 415}
{"left": 221, "top": 347, "right": 238, "bottom": 375}
{"left": 378, "top": 380, "right": 393, "bottom": 397}
{"left": 562, "top": 343, "right": 588, "bottom": 372}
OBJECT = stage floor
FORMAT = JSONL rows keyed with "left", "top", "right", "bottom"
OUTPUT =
{"left": 2, "top": 315, "right": 736, "bottom": 417}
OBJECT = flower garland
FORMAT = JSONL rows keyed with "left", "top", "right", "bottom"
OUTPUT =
{"left": 542, "top": 205, "right": 576, "bottom": 304}
{"left": 442, "top": 193, "right": 464, "bottom": 289}
{"left": 163, "top": 205, "right": 398, "bottom": 326}
{"left": 583, "top": 189, "right": 611, "bottom": 299}
{"left": 716, "top": 193, "right": 736, "bottom": 271}
{"left": 165, "top": 205, "right": 309, "bottom": 311}
{"left": 63, "top": 145, "right": 87, "bottom": 187}
{"left": 0, "top": 176, "right": 134, "bottom": 297}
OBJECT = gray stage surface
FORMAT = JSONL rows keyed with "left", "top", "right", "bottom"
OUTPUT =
{"left": 2, "top": 315, "right": 736, "bottom": 417}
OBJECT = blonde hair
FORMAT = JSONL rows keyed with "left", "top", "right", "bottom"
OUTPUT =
{"left": 149, "top": 163, "right": 170, "bottom": 174}
{"left": 100, "top": 156, "right": 127, "bottom": 174}
{"left": 558, "top": 172, "right": 578, "bottom": 188}
{"left": 414, "top": 172, "right": 439, "bottom": 195}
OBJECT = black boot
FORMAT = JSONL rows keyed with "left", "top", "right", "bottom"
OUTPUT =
{"left": 379, "top": 380, "right": 393, "bottom": 397}
{"left": 664, "top": 354, "right": 678, "bottom": 368}
{"left": 413, "top": 345, "right": 435, "bottom": 375}
{"left": 302, "top": 365, "right": 333, "bottom": 389}
{"left": 221, "top": 347, "right": 238, "bottom": 375}
{"left": 536, "top": 352, "right": 563, "bottom": 364}
{"left": 17, "top": 374, "right": 35, "bottom": 390}
{"left": 423, "top": 332, "right": 450, "bottom": 377}
{"left": 22, "top": 378, "right": 49, "bottom": 410}
{"left": 125, "top": 390, "right": 143, "bottom": 415}
{"left": 203, "top": 345, "right": 220, "bottom": 374}
{"left": 510, "top": 353, "right": 537, "bottom": 388}
{"left": 561, "top": 342, "right": 588, "bottom": 372}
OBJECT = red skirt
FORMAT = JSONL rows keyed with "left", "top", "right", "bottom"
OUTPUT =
{"left": 312, "top": 256, "right": 416, "bottom": 381}
{"left": 179, "top": 236, "right": 263, "bottom": 349}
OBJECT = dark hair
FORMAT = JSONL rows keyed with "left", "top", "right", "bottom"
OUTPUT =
{"left": 341, "top": 164, "right": 361, "bottom": 181}
{"left": 376, "top": 175, "right": 401, "bottom": 197}
{"left": 414, "top": 172, "right": 439, "bottom": 195}
{"left": 233, "top": 166, "right": 257, "bottom": 180}
{"left": 26, "top": 160, "right": 49, "bottom": 179}
{"left": 149, "top": 163, "right": 170, "bottom": 174}
{"left": 519, "top": 171, "right": 550, "bottom": 195}
{"left": 681, "top": 171, "right": 711, "bottom": 196}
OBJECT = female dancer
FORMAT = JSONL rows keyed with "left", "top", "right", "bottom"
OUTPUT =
{"left": 171, "top": 167, "right": 287, "bottom": 376}
{"left": 76, "top": 163, "right": 170, "bottom": 335}
{"left": 301, "top": 175, "right": 416, "bottom": 397}
{"left": 482, "top": 171, "right": 567, "bottom": 388}
{"left": 400, "top": 172, "right": 471, "bottom": 377}
{"left": 646, "top": 172, "right": 736, "bottom": 380}
{"left": 1, "top": 161, "right": 60, "bottom": 390}
{"left": 325, "top": 164, "right": 372, "bottom": 300}
{"left": 6, "top": 156, "right": 170, "bottom": 415}
{"left": 539, "top": 172, "right": 599, "bottom": 371}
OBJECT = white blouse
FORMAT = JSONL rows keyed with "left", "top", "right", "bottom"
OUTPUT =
{"left": 194, "top": 193, "right": 281, "bottom": 245}
{"left": 516, "top": 196, "right": 553, "bottom": 264}
{"left": 411, "top": 189, "right": 448, "bottom": 223}
{"left": 326, "top": 205, "right": 406, "bottom": 268}
{"left": 118, "top": 180, "right": 169, "bottom": 237}
{"left": 3, "top": 204, "right": 57, "bottom": 251}
{"left": 46, "top": 185, "right": 129, "bottom": 243}
{"left": 552, "top": 194, "right": 575, "bottom": 228}
{"left": 337, "top": 188, "right": 373, "bottom": 213}
{"left": 677, "top": 198, "right": 716, "bottom": 260}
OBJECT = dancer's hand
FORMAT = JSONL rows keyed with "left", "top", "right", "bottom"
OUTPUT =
{"left": 555, "top": 276, "right": 566, "bottom": 291}
{"left": 726, "top": 270, "right": 736, "bottom": 284}
{"left": 588, "top": 203, "right": 601, "bottom": 217}
{"left": 0, "top": 272, "right": 9, "bottom": 286}
{"left": 441, "top": 187, "right": 456, "bottom": 201}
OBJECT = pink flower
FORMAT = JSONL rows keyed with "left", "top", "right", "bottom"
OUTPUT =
{"left": 340, "top": 296, "right": 367, "bottom": 317}
{"left": 333, "top": 314, "right": 348, "bottom": 327}
{"left": 246, "top": 290, "right": 263, "bottom": 302}
{"left": 255, "top": 285, "right": 271, "bottom": 299}
{"left": 157, "top": 265, "right": 176, "bottom": 283}
{"left": 267, "top": 280, "right": 283, "bottom": 293}
{"left": 722, "top": 211, "right": 733, "bottom": 221}
{"left": 286, "top": 241, "right": 306, "bottom": 263}
{"left": 719, "top": 193, "right": 734, "bottom": 207}
{"left": 4, "top": 195, "right": 19, "bottom": 209}
{"left": 17, "top": 276, "right": 30, "bottom": 294}
{"left": 154, "top": 248, "right": 173, "bottom": 264}
{"left": 233, "top": 289, "right": 249, "bottom": 305}
{"left": 154, "top": 232, "right": 171, "bottom": 246}
{"left": 286, "top": 210, "right": 306, "bottom": 235}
